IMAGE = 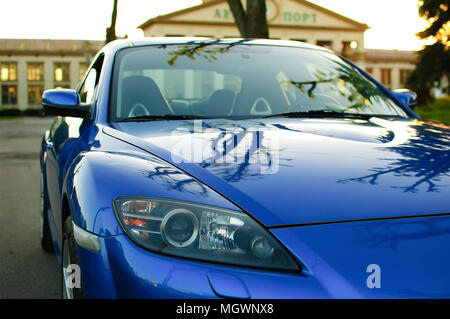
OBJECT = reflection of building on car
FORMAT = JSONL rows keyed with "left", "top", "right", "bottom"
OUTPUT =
{"left": 111, "top": 43, "right": 407, "bottom": 121}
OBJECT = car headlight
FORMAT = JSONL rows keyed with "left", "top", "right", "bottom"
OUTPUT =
{"left": 113, "top": 197, "right": 299, "bottom": 272}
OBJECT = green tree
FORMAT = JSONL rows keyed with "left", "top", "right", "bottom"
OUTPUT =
{"left": 226, "top": 0, "right": 269, "bottom": 38}
{"left": 105, "top": 0, "right": 118, "bottom": 44}
{"left": 407, "top": 0, "right": 449, "bottom": 104}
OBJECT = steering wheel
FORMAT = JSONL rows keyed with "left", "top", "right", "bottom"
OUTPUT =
{"left": 128, "top": 102, "right": 151, "bottom": 117}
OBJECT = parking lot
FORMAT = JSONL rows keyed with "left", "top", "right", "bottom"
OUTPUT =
{"left": 0, "top": 117, "right": 60, "bottom": 298}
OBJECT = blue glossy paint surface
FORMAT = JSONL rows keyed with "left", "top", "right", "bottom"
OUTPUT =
{"left": 391, "top": 90, "right": 417, "bottom": 108}
{"left": 272, "top": 215, "right": 450, "bottom": 298}
{"left": 42, "top": 89, "right": 79, "bottom": 106}
{"left": 109, "top": 117, "right": 450, "bottom": 226}
{"left": 88, "top": 234, "right": 325, "bottom": 298}
{"left": 40, "top": 38, "right": 450, "bottom": 298}
{"left": 79, "top": 215, "right": 450, "bottom": 298}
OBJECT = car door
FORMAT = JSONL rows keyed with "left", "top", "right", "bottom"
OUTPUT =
{"left": 45, "top": 55, "right": 104, "bottom": 243}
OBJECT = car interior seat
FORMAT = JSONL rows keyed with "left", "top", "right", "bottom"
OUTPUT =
{"left": 121, "top": 76, "right": 174, "bottom": 117}
{"left": 191, "top": 89, "right": 235, "bottom": 117}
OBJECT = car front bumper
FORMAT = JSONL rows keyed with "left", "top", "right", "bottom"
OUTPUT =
{"left": 77, "top": 214, "right": 450, "bottom": 299}
{"left": 77, "top": 234, "right": 326, "bottom": 299}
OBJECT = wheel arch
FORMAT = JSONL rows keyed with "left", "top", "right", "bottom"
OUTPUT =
{"left": 61, "top": 148, "right": 234, "bottom": 236}
{"left": 61, "top": 193, "right": 71, "bottom": 231}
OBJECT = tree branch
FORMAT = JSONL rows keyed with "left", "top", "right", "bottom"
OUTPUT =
{"left": 246, "top": 0, "right": 268, "bottom": 38}
{"left": 227, "top": 0, "right": 248, "bottom": 37}
{"left": 106, "top": 0, "right": 118, "bottom": 44}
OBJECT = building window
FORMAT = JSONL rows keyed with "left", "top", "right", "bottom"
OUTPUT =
{"left": 0, "top": 62, "right": 17, "bottom": 82}
{"left": 79, "top": 62, "right": 87, "bottom": 81}
{"left": 28, "top": 86, "right": 44, "bottom": 106}
{"left": 165, "top": 34, "right": 185, "bottom": 37}
{"left": 316, "top": 40, "right": 332, "bottom": 50}
{"left": 1, "top": 62, "right": 18, "bottom": 107}
{"left": 54, "top": 62, "right": 70, "bottom": 83}
{"left": 54, "top": 84, "right": 71, "bottom": 89}
{"left": 27, "top": 63, "right": 44, "bottom": 82}
{"left": 341, "top": 41, "right": 355, "bottom": 58}
{"left": 380, "top": 68, "right": 392, "bottom": 89}
{"left": 201, "top": 72, "right": 214, "bottom": 97}
{"left": 1, "top": 85, "right": 17, "bottom": 106}
{"left": 400, "top": 69, "right": 411, "bottom": 87}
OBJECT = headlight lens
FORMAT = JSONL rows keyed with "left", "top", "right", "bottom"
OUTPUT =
{"left": 113, "top": 197, "right": 299, "bottom": 271}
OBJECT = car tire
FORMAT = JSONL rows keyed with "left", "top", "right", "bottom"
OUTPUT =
{"left": 40, "top": 173, "right": 54, "bottom": 252}
{"left": 62, "top": 216, "right": 85, "bottom": 299}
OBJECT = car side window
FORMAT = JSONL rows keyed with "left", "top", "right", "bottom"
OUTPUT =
{"left": 79, "top": 69, "right": 97, "bottom": 103}
{"left": 79, "top": 55, "right": 104, "bottom": 104}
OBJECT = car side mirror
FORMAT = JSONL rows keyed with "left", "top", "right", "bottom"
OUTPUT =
{"left": 391, "top": 89, "right": 418, "bottom": 110}
{"left": 42, "top": 89, "right": 91, "bottom": 118}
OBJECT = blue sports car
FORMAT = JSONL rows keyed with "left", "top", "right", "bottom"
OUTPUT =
{"left": 40, "top": 38, "right": 450, "bottom": 299}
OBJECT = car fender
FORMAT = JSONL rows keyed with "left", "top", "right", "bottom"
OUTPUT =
{"left": 62, "top": 149, "right": 239, "bottom": 237}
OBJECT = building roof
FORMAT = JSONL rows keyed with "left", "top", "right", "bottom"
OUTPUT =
{"left": 138, "top": 0, "right": 368, "bottom": 31}
{"left": 0, "top": 39, "right": 104, "bottom": 56}
{"left": 365, "top": 49, "right": 418, "bottom": 63}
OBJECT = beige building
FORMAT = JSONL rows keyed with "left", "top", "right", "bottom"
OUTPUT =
{"left": 0, "top": 39, "right": 102, "bottom": 110}
{"left": 0, "top": 0, "right": 417, "bottom": 110}
{"left": 364, "top": 49, "right": 418, "bottom": 91}
{"left": 140, "top": 0, "right": 367, "bottom": 55}
{"left": 139, "top": 0, "right": 417, "bottom": 91}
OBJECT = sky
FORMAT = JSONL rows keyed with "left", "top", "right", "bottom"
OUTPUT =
{"left": 0, "top": 0, "right": 431, "bottom": 50}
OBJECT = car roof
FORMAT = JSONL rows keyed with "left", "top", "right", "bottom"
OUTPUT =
{"left": 108, "top": 37, "right": 333, "bottom": 53}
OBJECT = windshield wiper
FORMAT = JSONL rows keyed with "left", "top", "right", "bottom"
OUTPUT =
{"left": 264, "top": 110, "right": 377, "bottom": 120}
{"left": 116, "top": 114, "right": 210, "bottom": 122}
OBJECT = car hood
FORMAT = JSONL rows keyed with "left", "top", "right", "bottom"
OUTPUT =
{"left": 107, "top": 117, "right": 450, "bottom": 226}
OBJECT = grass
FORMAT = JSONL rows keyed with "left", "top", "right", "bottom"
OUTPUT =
{"left": 414, "top": 97, "right": 450, "bottom": 124}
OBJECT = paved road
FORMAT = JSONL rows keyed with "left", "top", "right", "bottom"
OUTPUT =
{"left": 0, "top": 117, "right": 60, "bottom": 299}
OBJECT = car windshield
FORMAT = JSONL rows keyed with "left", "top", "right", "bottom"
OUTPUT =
{"left": 110, "top": 42, "right": 408, "bottom": 121}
